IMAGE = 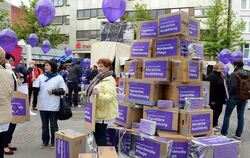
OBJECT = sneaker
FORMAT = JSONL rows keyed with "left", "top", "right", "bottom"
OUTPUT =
{"left": 232, "top": 135, "right": 241, "bottom": 141}
{"left": 49, "top": 144, "right": 55, "bottom": 149}
{"left": 40, "top": 144, "right": 48, "bottom": 149}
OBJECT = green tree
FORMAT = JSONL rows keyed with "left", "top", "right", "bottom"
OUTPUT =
{"left": 12, "top": 0, "right": 65, "bottom": 48}
{"left": 122, "top": 3, "right": 151, "bottom": 22}
{"left": 0, "top": 8, "right": 10, "bottom": 30}
{"left": 202, "top": 0, "right": 245, "bottom": 57}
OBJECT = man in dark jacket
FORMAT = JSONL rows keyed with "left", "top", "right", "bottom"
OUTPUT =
{"left": 207, "top": 63, "right": 226, "bottom": 128}
{"left": 221, "top": 60, "right": 250, "bottom": 140}
{"left": 67, "top": 60, "right": 82, "bottom": 107}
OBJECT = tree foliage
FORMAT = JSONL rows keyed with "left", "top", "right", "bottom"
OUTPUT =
{"left": 122, "top": 3, "right": 151, "bottom": 22}
{"left": 202, "top": 0, "right": 246, "bottom": 57}
{"left": 11, "top": 0, "right": 64, "bottom": 48}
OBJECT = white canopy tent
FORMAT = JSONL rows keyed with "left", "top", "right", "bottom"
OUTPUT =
{"left": 91, "top": 42, "right": 131, "bottom": 76}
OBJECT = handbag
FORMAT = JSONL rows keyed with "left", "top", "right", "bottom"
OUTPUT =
{"left": 57, "top": 96, "right": 72, "bottom": 120}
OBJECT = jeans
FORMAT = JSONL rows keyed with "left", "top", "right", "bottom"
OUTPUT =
{"left": 221, "top": 96, "right": 247, "bottom": 137}
{"left": 0, "top": 131, "right": 6, "bottom": 158}
{"left": 67, "top": 82, "right": 79, "bottom": 107}
{"left": 93, "top": 123, "right": 108, "bottom": 146}
{"left": 40, "top": 111, "right": 58, "bottom": 145}
{"left": 3, "top": 123, "right": 16, "bottom": 148}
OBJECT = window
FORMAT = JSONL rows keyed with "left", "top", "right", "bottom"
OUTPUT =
{"left": 128, "top": 11, "right": 135, "bottom": 17}
{"left": 98, "top": 9, "right": 104, "bottom": 16}
{"left": 76, "top": 30, "right": 100, "bottom": 39}
{"left": 157, "top": 9, "right": 166, "bottom": 16}
{"left": 243, "top": 44, "right": 250, "bottom": 58}
{"left": 194, "top": 8, "right": 208, "bottom": 17}
{"left": 241, "top": 0, "right": 250, "bottom": 9}
{"left": 65, "top": 15, "right": 70, "bottom": 25}
{"left": 244, "top": 20, "right": 250, "bottom": 33}
{"left": 77, "top": 10, "right": 91, "bottom": 19}
{"left": 65, "top": 0, "right": 70, "bottom": 5}
{"left": 150, "top": 10, "right": 157, "bottom": 19}
{"left": 91, "top": 9, "right": 98, "bottom": 18}
{"left": 53, "top": 0, "right": 63, "bottom": 6}
{"left": 52, "top": 15, "right": 70, "bottom": 25}
{"left": 61, "top": 34, "right": 69, "bottom": 44}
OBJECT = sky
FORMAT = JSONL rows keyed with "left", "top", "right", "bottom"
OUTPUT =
{"left": 10, "top": 0, "right": 30, "bottom": 7}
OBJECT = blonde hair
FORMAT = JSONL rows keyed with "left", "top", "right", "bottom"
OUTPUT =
{"left": 213, "top": 63, "right": 224, "bottom": 71}
{"left": 0, "top": 47, "right": 6, "bottom": 64}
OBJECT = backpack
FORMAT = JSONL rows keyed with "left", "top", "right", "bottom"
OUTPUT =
{"left": 233, "top": 72, "right": 250, "bottom": 100}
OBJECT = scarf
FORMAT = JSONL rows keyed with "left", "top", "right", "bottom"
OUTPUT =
{"left": 44, "top": 72, "right": 58, "bottom": 82}
{"left": 86, "top": 71, "right": 113, "bottom": 102}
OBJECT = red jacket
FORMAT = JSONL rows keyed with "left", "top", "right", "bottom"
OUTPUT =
{"left": 28, "top": 67, "right": 43, "bottom": 88}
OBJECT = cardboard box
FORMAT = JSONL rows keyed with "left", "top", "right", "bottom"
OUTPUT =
{"left": 171, "top": 59, "right": 203, "bottom": 82}
{"left": 118, "top": 78, "right": 128, "bottom": 96}
{"left": 125, "top": 79, "right": 164, "bottom": 106}
{"left": 189, "top": 135, "right": 241, "bottom": 158}
{"left": 78, "top": 153, "right": 97, "bottom": 158}
{"left": 138, "top": 20, "right": 158, "bottom": 39}
{"left": 11, "top": 91, "right": 30, "bottom": 124}
{"left": 139, "top": 118, "right": 157, "bottom": 136}
{"left": 143, "top": 106, "right": 179, "bottom": 132}
{"left": 179, "top": 109, "right": 213, "bottom": 137}
{"left": 154, "top": 36, "right": 196, "bottom": 59}
{"left": 55, "top": 129, "right": 86, "bottom": 158}
{"left": 142, "top": 58, "right": 171, "bottom": 81}
{"left": 130, "top": 39, "right": 154, "bottom": 58}
{"left": 157, "top": 131, "right": 190, "bottom": 158}
{"left": 164, "top": 82, "right": 204, "bottom": 108}
{"left": 132, "top": 122, "right": 140, "bottom": 131}
{"left": 115, "top": 101, "right": 143, "bottom": 128}
{"left": 124, "top": 59, "right": 143, "bottom": 79}
{"left": 98, "top": 146, "right": 118, "bottom": 158}
{"left": 84, "top": 97, "right": 96, "bottom": 132}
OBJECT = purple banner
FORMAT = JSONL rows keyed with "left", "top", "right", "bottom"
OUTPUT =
{"left": 115, "top": 105, "right": 128, "bottom": 126}
{"left": 141, "top": 21, "right": 158, "bottom": 38}
{"left": 135, "top": 137, "right": 161, "bottom": 158}
{"left": 128, "top": 82, "right": 151, "bottom": 101}
{"left": 178, "top": 86, "right": 201, "bottom": 105}
{"left": 56, "top": 138, "right": 69, "bottom": 158}
{"left": 189, "top": 61, "right": 199, "bottom": 80}
{"left": 85, "top": 102, "right": 92, "bottom": 123}
{"left": 144, "top": 61, "right": 167, "bottom": 78}
{"left": 156, "top": 38, "right": 178, "bottom": 57}
{"left": 107, "top": 128, "right": 117, "bottom": 146}
{"left": 189, "top": 19, "right": 199, "bottom": 38}
{"left": 11, "top": 98, "right": 26, "bottom": 116}
{"left": 146, "top": 110, "right": 174, "bottom": 131}
{"left": 172, "top": 142, "right": 188, "bottom": 158}
{"left": 121, "top": 133, "right": 131, "bottom": 155}
{"left": 131, "top": 42, "right": 150, "bottom": 57}
{"left": 119, "top": 80, "right": 124, "bottom": 94}
{"left": 191, "top": 113, "right": 210, "bottom": 134}
{"left": 129, "top": 62, "right": 136, "bottom": 77}
{"left": 159, "top": 14, "right": 181, "bottom": 36}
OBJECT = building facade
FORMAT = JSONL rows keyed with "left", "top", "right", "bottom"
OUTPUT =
{"left": 51, "top": 0, "right": 212, "bottom": 58}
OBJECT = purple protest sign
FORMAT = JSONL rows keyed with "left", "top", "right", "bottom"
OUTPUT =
{"left": 56, "top": 138, "right": 69, "bottom": 158}
{"left": 11, "top": 98, "right": 26, "bottom": 116}
{"left": 129, "top": 62, "right": 136, "bottom": 77}
{"left": 128, "top": 82, "right": 151, "bottom": 101}
{"left": 156, "top": 38, "right": 178, "bottom": 57}
{"left": 131, "top": 42, "right": 150, "bottom": 57}
{"left": 135, "top": 137, "right": 160, "bottom": 158}
{"left": 159, "top": 14, "right": 181, "bottom": 36}
{"left": 189, "top": 19, "right": 199, "bottom": 38}
{"left": 144, "top": 61, "right": 167, "bottom": 78}
{"left": 115, "top": 105, "right": 128, "bottom": 126}
{"left": 85, "top": 102, "right": 92, "bottom": 123}
{"left": 191, "top": 113, "right": 210, "bottom": 134}
{"left": 107, "top": 128, "right": 117, "bottom": 146}
{"left": 146, "top": 110, "right": 173, "bottom": 131}
{"left": 140, "top": 21, "right": 158, "bottom": 38}
{"left": 189, "top": 61, "right": 200, "bottom": 80}
{"left": 171, "top": 142, "right": 188, "bottom": 158}
{"left": 121, "top": 133, "right": 131, "bottom": 155}
{"left": 178, "top": 86, "right": 201, "bottom": 106}
{"left": 214, "top": 143, "right": 238, "bottom": 158}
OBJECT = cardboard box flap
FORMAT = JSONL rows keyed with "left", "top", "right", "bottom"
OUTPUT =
{"left": 98, "top": 147, "right": 118, "bottom": 158}
{"left": 78, "top": 153, "right": 97, "bottom": 158}
{"left": 57, "top": 129, "right": 85, "bottom": 138}
{"left": 157, "top": 131, "right": 190, "bottom": 142}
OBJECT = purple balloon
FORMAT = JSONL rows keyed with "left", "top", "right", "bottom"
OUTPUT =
{"left": 102, "top": 0, "right": 126, "bottom": 23}
{"left": 218, "top": 49, "right": 231, "bottom": 64}
{"left": 65, "top": 48, "right": 72, "bottom": 57}
{"left": 35, "top": 0, "right": 55, "bottom": 27}
{"left": 230, "top": 51, "right": 243, "bottom": 64}
{"left": 0, "top": 28, "right": 18, "bottom": 53}
{"left": 28, "top": 33, "right": 38, "bottom": 47}
{"left": 41, "top": 40, "right": 51, "bottom": 54}
{"left": 224, "top": 66, "right": 229, "bottom": 74}
{"left": 83, "top": 58, "right": 90, "bottom": 63}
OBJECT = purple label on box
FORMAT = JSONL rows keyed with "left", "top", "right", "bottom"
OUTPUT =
{"left": 157, "top": 100, "right": 173, "bottom": 108}
{"left": 146, "top": 110, "right": 173, "bottom": 131}
{"left": 139, "top": 119, "right": 156, "bottom": 135}
{"left": 119, "top": 80, "right": 124, "bottom": 94}
{"left": 128, "top": 82, "right": 151, "bottom": 101}
{"left": 178, "top": 86, "right": 201, "bottom": 105}
{"left": 141, "top": 21, "right": 158, "bottom": 38}
{"left": 115, "top": 105, "right": 128, "bottom": 126}
{"left": 187, "top": 98, "right": 204, "bottom": 110}
{"left": 159, "top": 14, "right": 181, "bottom": 36}
{"left": 189, "top": 61, "right": 199, "bottom": 80}
{"left": 214, "top": 143, "right": 238, "bottom": 158}
{"left": 135, "top": 137, "right": 160, "bottom": 158}
{"left": 180, "top": 39, "right": 192, "bottom": 56}
{"left": 129, "top": 62, "right": 136, "bottom": 77}
{"left": 172, "top": 142, "right": 188, "bottom": 158}
{"left": 56, "top": 138, "right": 69, "bottom": 158}
{"left": 196, "top": 135, "right": 232, "bottom": 145}
{"left": 191, "top": 113, "right": 210, "bottom": 133}
{"left": 121, "top": 133, "right": 131, "bottom": 155}
{"left": 11, "top": 98, "right": 26, "bottom": 116}
{"left": 189, "top": 19, "right": 198, "bottom": 38}
{"left": 131, "top": 42, "right": 150, "bottom": 57}
{"left": 195, "top": 44, "right": 204, "bottom": 59}
{"left": 144, "top": 61, "right": 167, "bottom": 78}
{"left": 107, "top": 128, "right": 117, "bottom": 146}
{"left": 156, "top": 38, "right": 178, "bottom": 57}
{"left": 85, "top": 102, "right": 92, "bottom": 123}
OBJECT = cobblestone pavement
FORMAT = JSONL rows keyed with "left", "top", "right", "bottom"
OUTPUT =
{"left": 4, "top": 105, "right": 250, "bottom": 158}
